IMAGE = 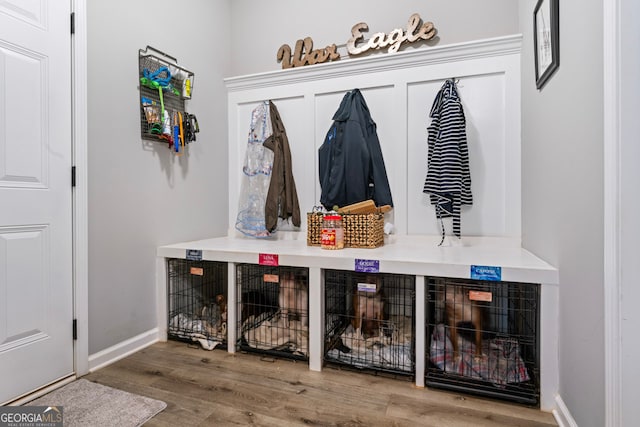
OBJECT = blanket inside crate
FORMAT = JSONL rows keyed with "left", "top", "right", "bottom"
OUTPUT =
{"left": 242, "top": 312, "right": 308, "bottom": 356}
{"left": 169, "top": 313, "right": 226, "bottom": 350}
{"left": 429, "top": 323, "right": 530, "bottom": 386}
{"left": 325, "top": 315, "right": 413, "bottom": 372}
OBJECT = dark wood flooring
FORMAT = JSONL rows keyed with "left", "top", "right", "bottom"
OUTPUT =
{"left": 83, "top": 340, "right": 557, "bottom": 426}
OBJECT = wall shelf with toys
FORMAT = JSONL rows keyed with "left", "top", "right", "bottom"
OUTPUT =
{"left": 138, "top": 46, "right": 199, "bottom": 154}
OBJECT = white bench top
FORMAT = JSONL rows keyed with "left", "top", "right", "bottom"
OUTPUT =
{"left": 158, "top": 233, "right": 558, "bottom": 285}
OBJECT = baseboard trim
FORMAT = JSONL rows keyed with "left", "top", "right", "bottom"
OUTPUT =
{"left": 88, "top": 328, "right": 159, "bottom": 373}
{"left": 553, "top": 394, "right": 579, "bottom": 427}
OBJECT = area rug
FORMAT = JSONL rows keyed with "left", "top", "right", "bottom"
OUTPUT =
{"left": 28, "top": 379, "right": 166, "bottom": 427}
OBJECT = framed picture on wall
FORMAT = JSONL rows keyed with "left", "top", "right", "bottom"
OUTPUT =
{"left": 534, "top": 0, "right": 559, "bottom": 90}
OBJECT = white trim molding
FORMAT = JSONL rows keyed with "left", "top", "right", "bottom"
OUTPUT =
{"left": 72, "top": 0, "right": 89, "bottom": 377}
{"left": 553, "top": 395, "right": 579, "bottom": 427}
{"left": 603, "top": 0, "right": 623, "bottom": 426}
{"left": 88, "top": 328, "right": 159, "bottom": 373}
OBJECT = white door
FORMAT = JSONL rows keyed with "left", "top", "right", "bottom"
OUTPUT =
{"left": 0, "top": 0, "right": 74, "bottom": 403}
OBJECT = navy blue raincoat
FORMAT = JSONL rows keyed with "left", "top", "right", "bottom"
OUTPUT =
{"left": 318, "top": 89, "right": 393, "bottom": 210}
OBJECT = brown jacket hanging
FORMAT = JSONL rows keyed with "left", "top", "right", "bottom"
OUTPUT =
{"left": 263, "top": 100, "right": 301, "bottom": 232}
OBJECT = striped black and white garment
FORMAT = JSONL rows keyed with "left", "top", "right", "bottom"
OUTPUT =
{"left": 423, "top": 79, "right": 472, "bottom": 244}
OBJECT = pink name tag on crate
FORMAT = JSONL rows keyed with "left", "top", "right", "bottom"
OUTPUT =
{"left": 259, "top": 253, "right": 279, "bottom": 266}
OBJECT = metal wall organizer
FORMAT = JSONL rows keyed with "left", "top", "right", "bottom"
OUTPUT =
{"left": 138, "top": 46, "right": 198, "bottom": 151}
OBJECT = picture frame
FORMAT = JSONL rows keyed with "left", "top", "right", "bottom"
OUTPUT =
{"left": 534, "top": 0, "right": 559, "bottom": 90}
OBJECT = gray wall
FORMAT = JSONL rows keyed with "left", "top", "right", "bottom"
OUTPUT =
{"left": 87, "top": 0, "right": 231, "bottom": 354}
{"left": 229, "top": 0, "right": 519, "bottom": 76}
{"left": 519, "top": 1, "right": 604, "bottom": 426}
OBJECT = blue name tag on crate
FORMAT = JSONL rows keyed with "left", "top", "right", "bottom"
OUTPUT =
{"left": 186, "top": 249, "right": 202, "bottom": 261}
{"left": 355, "top": 259, "right": 379, "bottom": 273}
{"left": 470, "top": 265, "right": 502, "bottom": 281}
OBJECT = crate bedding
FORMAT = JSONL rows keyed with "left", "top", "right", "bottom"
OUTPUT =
{"left": 325, "top": 314, "right": 413, "bottom": 372}
{"left": 241, "top": 312, "right": 308, "bottom": 356}
{"left": 168, "top": 309, "right": 530, "bottom": 386}
{"left": 429, "top": 323, "right": 530, "bottom": 386}
{"left": 169, "top": 312, "right": 226, "bottom": 350}
{"left": 239, "top": 312, "right": 414, "bottom": 369}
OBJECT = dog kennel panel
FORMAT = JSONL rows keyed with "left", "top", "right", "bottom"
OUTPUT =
{"left": 324, "top": 269, "right": 415, "bottom": 376}
{"left": 167, "top": 259, "right": 228, "bottom": 349}
{"left": 236, "top": 263, "right": 309, "bottom": 360}
{"left": 426, "top": 277, "right": 540, "bottom": 406}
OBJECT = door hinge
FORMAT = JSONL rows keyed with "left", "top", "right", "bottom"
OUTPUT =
{"left": 73, "top": 319, "right": 77, "bottom": 340}
{"left": 71, "top": 12, "right": 75, "bottom": 35}
{"left": 71, "top": 166, "right": 76, "bottom": 187}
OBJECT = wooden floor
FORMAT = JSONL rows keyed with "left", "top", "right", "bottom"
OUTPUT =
{"left": 83, "top": 341, "right": 557, "bottom": 426}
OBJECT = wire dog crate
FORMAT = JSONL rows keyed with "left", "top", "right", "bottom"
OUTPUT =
{"left": 425, "top": 277, "right": 540, "bottom": 406}
{"left": 167, "top": 259, "right": 228, "bottom": 350}
{"left": 324, "top": 270, "right": 415, "bottom": 376}
{"left": 236, "top": 264, "right": 309, "bottom": 360}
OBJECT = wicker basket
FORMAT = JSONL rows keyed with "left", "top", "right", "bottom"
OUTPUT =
{"left": 306, "top": 212, "right": 384, "bottom": 248}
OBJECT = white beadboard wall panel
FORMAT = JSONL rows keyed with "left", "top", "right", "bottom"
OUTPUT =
{"left": 313, "top": 86, "right": 399, "bottom": 211}
{"left": 226, "top": 36, "right": 522, "bottom": 239}
{"left": 232, "top": 96, "right": 310, "bottom": 233}
{"left": 407, "top": 71, "right": 517, "bottom": 237}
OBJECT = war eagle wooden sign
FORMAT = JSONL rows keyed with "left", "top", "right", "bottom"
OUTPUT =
{"left": 277, "top": 13, "right": 437, "bottom": 69}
